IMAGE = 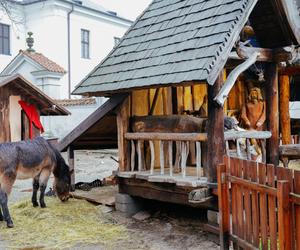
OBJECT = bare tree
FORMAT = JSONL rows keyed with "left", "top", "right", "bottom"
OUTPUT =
{"left": 0, "top": 0, "right": 23, "bottom": 24}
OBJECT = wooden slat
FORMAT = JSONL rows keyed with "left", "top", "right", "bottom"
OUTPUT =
{"left": 236, "top": 158, "right": 244, "bottom": 247}
{"left": 266, "top": 164, "right": 277, "bottom": 250}
{"left": 131, "top": 140, "right": 135, "bottom": 172}
{"left": 278, "top": 181, "right": 292, "bottom": 250}
{"left": 250, "top": 161, "right": 260, "bottom": 247}
{"left": 137, "top": 140, "right": 143, "bottom": 171}
{"left": 294, "top": 170, "right": 300, "bottom": 250}
{"left": 196, "top": 141, "right": 201, "bottom": 178}
{"left": 243, "top": 160, "right": 252, "bottom": 244}
{"left": 258, "top": 162, "right": 268, "bottom": 250}
{"left": 230, "top": 157, "right": 238, "bottom": 249}
{"left": 149, "top": 140, "right": 155, "bottom": 175}
{"left": 159, "top": 140, "right": 164, "bottom": 175}
{"left": 168, "top": 141, "right": 173, "bottom": 177}
{"left": 218, "top": 164, "right": 230, "bottom": 250}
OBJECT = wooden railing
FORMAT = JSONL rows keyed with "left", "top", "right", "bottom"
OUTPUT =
{"left": 125, "top": 132, "right": 207, "bottom": 179}
{"left": 218, "top": 156, "right": 300, "bottom": 250}
{"left": 123, "top": 130, "right": 271, "bottom": 181}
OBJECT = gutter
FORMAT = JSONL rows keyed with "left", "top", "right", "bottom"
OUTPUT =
{"left": 67, "top": 3, "right": 74, "bottom": 99}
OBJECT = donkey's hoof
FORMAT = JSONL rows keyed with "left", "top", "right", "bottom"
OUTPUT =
{"left": 32, "top": 202, "right": 39, "bottom": 207}
{"left": 6, "top": 222, "right": 14, "bottom": 228}
{"left": 40, "top": 203, "right": 46, "bottom": 208}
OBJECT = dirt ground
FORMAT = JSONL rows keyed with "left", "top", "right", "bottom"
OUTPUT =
{"left": 0, "top": 149, "right": 219, "bottom": 250}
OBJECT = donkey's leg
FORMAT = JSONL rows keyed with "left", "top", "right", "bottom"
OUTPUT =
{"left": 0, "top": 206, "right": 3, "bottom": 221}
{"left": 32, "top": 175, "right": 40, "bottom": 207}
{"left": 38, "top": 167, "right": 51, "bottom": 208}
{"left": 0, "top": 190, "right": 13, "bottom": 228}
{"left": 0, "top": 171, "right": 16, "bottom": 228}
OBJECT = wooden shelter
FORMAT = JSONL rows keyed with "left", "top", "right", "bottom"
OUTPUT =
{"left": 0, "top": 74, "right": 69, "bottom": 143}
{"left": 72, "top": 0, "right": 300, "bottom": 207}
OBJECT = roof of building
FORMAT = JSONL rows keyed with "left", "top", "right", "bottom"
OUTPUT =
{"left": 0, "top": 74, "right": 70, "bottom": 116}
{"left": 55, "top": 97, "right": 96, "bottom": 107}
{"left": 21, "top": 50, "right": 66, "bottom": 73}
{"left": 12, "top": 0, "right": 133, "bottom": 24}
{"left": 57, "top": 94, "right": 127, "bottom": 151}
{"left": 73, "top": 0, "right": 300, "bottom": 96}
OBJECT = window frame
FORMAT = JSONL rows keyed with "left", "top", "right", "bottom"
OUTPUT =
{"left": 0, "top": 23, "right": 10, "bottom": 55}
{"left": 81, "top": 29, "right": 90, "bottom": 59}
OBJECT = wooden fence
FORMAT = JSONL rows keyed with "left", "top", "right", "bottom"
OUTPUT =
{"left": 218, "top": 156, "right": 300, "bottom": 250}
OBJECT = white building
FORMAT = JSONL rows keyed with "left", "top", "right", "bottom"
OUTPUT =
{"left": 0, "top": 0, "right": 132, "bottom": 99}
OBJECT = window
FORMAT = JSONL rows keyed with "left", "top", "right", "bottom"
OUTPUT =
{"left": 0, "top": 23, "right": 10, "bottom": 55}
{"left": 81, "top": 29, "right": 89, "bottom": 59}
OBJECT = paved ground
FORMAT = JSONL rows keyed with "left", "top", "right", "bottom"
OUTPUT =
{"left": 1, "top": 149, "right": 219, "bottom": 250}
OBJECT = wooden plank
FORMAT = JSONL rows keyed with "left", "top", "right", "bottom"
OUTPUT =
{"left": 294, "top": 170, "right": 300, "bottom": 250}
{"left": 218, "top": 164, "right": 230, "bottom": 250}
{"left": 265, "top": 63, "right": 279, "bottom": 166}
{"left": 183, "top": 86, "right": 193, "bottom": 112}
{"left": 250, "top": 161, "right": 260, "bottom": 247}
{"left": 162, "top": 87, "right": 172, "bottom": 115}
{"left": 117, "top": 97, "right": 130, "bottom": 171}
{"left": 231, "top": 158, "right": 238, "bottom": 250}
{"left": 149, "top": 141, "right": 155, "bottom": 175}
{"left": 277, "top": 181, "right": 292, "bottom": 250}
{"left": 279, "top": 75, "right": 291, "bottom": 145}
{"left": 224, "top": 130, "right": 272, "bottom": 140}
{"left": 192, "top": 83, "right": 207, "bottom": 112}
{"left": 258, "top": 162, "right": 268, "bottom": 250}
{"left": 244, "top": 160, "right": 252, "bottom": 244}
{"left": 266, "top": 164, "right": 277, "bottom": 250}
{"left": 131, "top": 140, "right": 135, "bottom": 171}
{"left": 125, "top": 132, "right": 207, "bottom": 141}
{"left": 132, "top": 90, "right": 149, "bottom": 116}
{"left": 149, "top": 88, "right": 160, "bottom": 115}
{"left": 207, "top": 72, "right": 225, "bottom": 184}
{"left": 72, "top": 186, "right": 117, "bottom": 206}
{"left": 236, "top": 158, "right": 244, "bottom": 246}
{"left": 176, "top": 86, "right": 184, "bottom": 114}
{"left": 279, "top": 144, "right": 300, "bottom": 157}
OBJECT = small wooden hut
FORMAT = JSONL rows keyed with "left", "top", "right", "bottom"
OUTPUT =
{"left": 0, "top": 74, "right": 70, "bottom": 143}
{"left": 72, "top": 0, "right": 300, "bottom": 207}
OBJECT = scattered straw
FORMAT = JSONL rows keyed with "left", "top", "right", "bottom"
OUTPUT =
{"left": 0, "top": 198, "right": 127, "bottom": 249}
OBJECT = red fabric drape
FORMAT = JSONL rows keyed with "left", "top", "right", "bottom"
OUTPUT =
{"left": 18, "top": 100, "right": 44, "bottom": 139}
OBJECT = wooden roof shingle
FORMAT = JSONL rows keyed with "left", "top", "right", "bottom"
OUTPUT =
{"left": 73, "top": 0, "right": 258, "bottom": 96}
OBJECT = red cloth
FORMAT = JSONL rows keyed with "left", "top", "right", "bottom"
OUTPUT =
{"left": 18, "top": 100, "right": 44, "bottom": 139}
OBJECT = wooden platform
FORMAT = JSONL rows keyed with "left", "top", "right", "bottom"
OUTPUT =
{"left": 116, "top": 167, "right": 207, "bottom": 188}
{"left": 71, "top": 185, "right": 117, "bottom": 206}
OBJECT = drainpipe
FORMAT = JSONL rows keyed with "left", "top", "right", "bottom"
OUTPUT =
{"left": 67, "top": 4, "right": 74, "bottom": 99}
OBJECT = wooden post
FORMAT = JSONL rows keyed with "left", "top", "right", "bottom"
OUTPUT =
{"left": 217, "top": 163, "right": 230, "bottom": 250}
{"left": 265, "top": 63, "right": 279, "bottom": 166}
{"left": 67, "top": 146, "right": 75, "bottom": 191}
{"left": 117, "top": 97, "right": 130, "bottom": 171}
{"left": 207, "top": 73, "right": 225, "bottom": 185}
{"left": 279, "top": 75, "right": 291, "bottom": 145}
{"left": 277, "top": 181, "right": 292, "bottom": 250}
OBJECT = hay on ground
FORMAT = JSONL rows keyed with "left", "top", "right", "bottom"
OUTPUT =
{"left": 0, "top": 198, "right": 127, "bottom": 249}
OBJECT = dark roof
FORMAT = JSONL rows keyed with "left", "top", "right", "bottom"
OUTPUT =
{"left": 57, "top": 94, "right": 127, "bottom": 151}
{"left": 73, "top": 0, "right": 258, "bottom": 96}
{"left": 0, "top": 74, "right": 70, "bottom": 116}
{"left": 21, "top": 50, "right": 66, "bottom": 73}
{"left": 55, "top": 98, "right": 96, "bottom": 107}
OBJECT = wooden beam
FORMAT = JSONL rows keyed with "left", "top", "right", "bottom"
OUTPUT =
{"left": 279, "top": 75, "right": 291, "bottom": 145}
{"left": 265, "top": 63, "right": 279, "bottom": 166}
{"left": 117, "top": 96, "right": 130, "bottom": 171}
{"left": 279, "top": 144, "right": 300, "bottom": 157}
{"left": 207, "top": 72, "right": 225, "bottom": 185}
{"left": 125, "top": 132, "right": 207, "bottom": 142}
{"left": 149, "top": 88, "right": 160, "bottom": 115}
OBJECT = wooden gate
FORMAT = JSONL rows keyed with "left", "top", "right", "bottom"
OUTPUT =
{"left": 217, "top": 156, "right": 300, "bottom": 250}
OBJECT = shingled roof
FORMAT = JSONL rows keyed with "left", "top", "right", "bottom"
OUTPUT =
{"left": 73, "top": 0, "right": 258, "bottom": 96}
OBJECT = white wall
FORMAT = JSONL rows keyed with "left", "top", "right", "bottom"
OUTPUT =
{"left": 0, "top": 0, "right": 131, "bottom": 99}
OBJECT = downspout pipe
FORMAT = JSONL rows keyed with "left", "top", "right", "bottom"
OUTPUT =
{"left": 67, "top": 4, "right": 74, "bottom": 99}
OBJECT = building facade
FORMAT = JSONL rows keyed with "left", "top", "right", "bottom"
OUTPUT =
{"left": 0, "top": 0, "right": 132, "bottom": 99}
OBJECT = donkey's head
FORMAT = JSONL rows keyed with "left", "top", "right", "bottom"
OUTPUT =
{"left": 53, "top": 152, "right": 71, "bottom": 202}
